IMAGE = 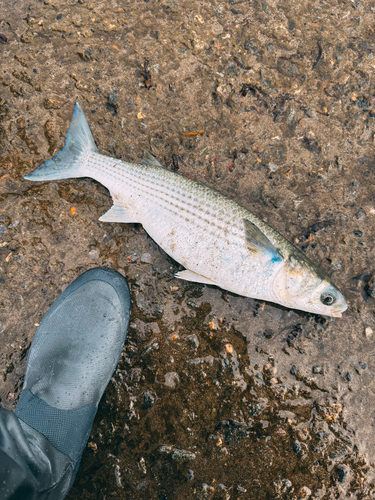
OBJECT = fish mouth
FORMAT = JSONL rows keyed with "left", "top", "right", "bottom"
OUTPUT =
{"left": 330, "top": 310, "right": 342, "bottom": 318}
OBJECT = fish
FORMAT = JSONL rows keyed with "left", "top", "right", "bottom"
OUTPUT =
{"left": 24, "top": 103, "right": 348, "bottom": 317}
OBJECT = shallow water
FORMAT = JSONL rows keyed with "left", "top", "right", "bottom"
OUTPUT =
{"left": 1, "top": 0, "right": 375, "bottom": 498}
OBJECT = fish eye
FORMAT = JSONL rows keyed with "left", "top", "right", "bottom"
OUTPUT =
{"left": 320, "top": 292, "right": 336, "bottom": 306}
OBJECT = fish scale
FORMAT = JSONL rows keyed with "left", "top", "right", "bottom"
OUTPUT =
{"left": 24, "top": 103, "right": 348, "bottom": 317}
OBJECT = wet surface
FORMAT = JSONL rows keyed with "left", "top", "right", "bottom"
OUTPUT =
{"left": 1, "top": 0, "right": 375, "bottom": 498}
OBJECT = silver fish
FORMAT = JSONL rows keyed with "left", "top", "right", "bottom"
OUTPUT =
{"left": 25, "top": 103, "right": 347, "bottom": 317}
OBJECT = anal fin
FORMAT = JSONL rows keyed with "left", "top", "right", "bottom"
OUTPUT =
{"left": 99, "top": 201, "right": 138, "bottom": 223}
{"left": 175, "top": 269, "right": 217, "bottom": 285}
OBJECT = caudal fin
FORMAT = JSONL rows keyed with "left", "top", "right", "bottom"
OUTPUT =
{"left": 24, "top": 103, "right": 98, "bottom": 181}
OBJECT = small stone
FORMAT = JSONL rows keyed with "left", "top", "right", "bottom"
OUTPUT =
{"left": 298, "top": 486, "right": 312, "bottom": 498}
{"left": 365, "top": 327, "right": 373, "bottom": 337}
{"left": 353, "top": 230, "right": 363, "bottom": 237}
{"left": 44, "top": 98, "right": 62, "bottom": 109}
{"left": 269, "top": 162, "right": 278, "bottom": 172}
{"left": 336, "top": 464, "right": 351, "bottom": 484}
{"left": 305, "top": 107, "right": 316, "bottom": 118}
{"left": 138, "top": 457, "right": 147, "bottom": 474}
{"left": 202, "top": 483, "right": 214, "bottom": 495}
{"left": 356, "top": 209, "right": 365, "bottom": 219}
{"left": 114, "top": 464, "right": 122, "bottom": 488}
{"left": 108, "top": 91, "right": 118, "bottom": 105}
{"left": 290, "top": 365, "right": 298, "bottom": 375}
{"left": 143, "top": 391, "right": 155, "bottom": 410}
{"left": 345, "top": 372, "right": 351, "bottom": 382}
{"left": 185, "top": 334, "right": 199, "bottom": 349}
{"left": 292, "top": 441, "right": 301, "bottom": 454}
{"left": 88, "top": 248, "right": 100, "bottom": 260}
{"left": 359, "top": 361, "right": 367, "bottom": 370}
{"left": 171, "top": 448, "right": 196, "bottom": 460}
{"left": 129, "top": 251, "right": 137, "bottom": 261}
{"left": 186, "top": 469, "right": 194, "bottom": 481}
{"left": 312, "top": 365, "right": 322, "bottom": 374}
{"left": 140, "top": 252, "right": 152, "bottom": 263}
{"left": 159, "top": 445, "right": 172, "bottom": 454}
{"left": 187, "top": 355, "right": 214, "bottom": 366}
{"left": 163, "top": 372, "right": 180, "bottom": 388}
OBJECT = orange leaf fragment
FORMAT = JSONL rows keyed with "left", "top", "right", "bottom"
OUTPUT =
{"left": 70, "top": 207, "right": 76, "bottom": 216}
{"left": 181, "top": 131, "right": 204, "bottom": 136}
{"left": 225, "top": 343, "right": 233, "bottom": 354}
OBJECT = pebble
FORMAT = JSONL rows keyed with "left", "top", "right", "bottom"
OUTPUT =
{"left": 114, "top": 464, "right": 122, "bottom": 488}
{"left": 163, "top": 372, "right": 180, "bottom": 388}
{"left": 292, "top": 441, "right": 302, "bottom": 454}
{"left": 138, "top": 457, "right": 147, "bottom": 474}
{"left": 140, "top": 252, "right": 152, "bottom": 263}
{"left": 108, "top": 91, "right": 118, "bottom": 105}
{"left": 171, "top": 448, "right": 196, "bottom": 461}
{"left": 268, "top": 162, "right": 278, "bottom": 172}
{"left": 356, "top": 209, "right": 365, "bottom": 219}
{"left": 143, "top": 391, "right": 155, "bottom": 410}
{"left": 186, "top": 469, "right": 194, "bottom": 481}
{"left": 297, "top": 486, "right": 312, "bottom": 498}
{"left": 159, "top": 445, "right": 172, "bottom": 454}
{"left": 185, "top": 334, "right": 200, "bottom": 349}
{"left": 129, "top": 251, "right": 137, "bottom": 261}
{"left": 312, "top": 365, "right": 322, "bottom": 374}
{"left": 187, "top": 355, "right": 214, "bottom": 366}
{"left": 345, "top": 372, "right": 351, "bottom": 382}
{"left": 336, "top": 464, "right": 351, "bottom": 483}
{"left": 290, "top": 365, "right": 298, "bottom": 375}
{"left": 365, "top": 327, "right": 373, "bottom": 337}
{"left": 88, "top": 248, "right": 100, "bottom": 260}
{"left": 305, "top": 107, "right": 316, "bottom": 118}
{"left": 353, "top": 230, "right": 363, "bottom": 237}
{"left": 273, "top": 479, "right": 293, "bottom": 494}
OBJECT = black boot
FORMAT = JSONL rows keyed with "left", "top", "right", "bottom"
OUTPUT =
{"left": 0, "top": 268, "right": 130, "bottom": 500}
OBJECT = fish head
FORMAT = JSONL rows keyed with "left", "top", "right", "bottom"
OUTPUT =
{"left": 273, "top": 253, "right": 348, "bottom": 317}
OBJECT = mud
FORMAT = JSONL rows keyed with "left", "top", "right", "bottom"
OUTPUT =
{"left": 1, "top": 0, "right": 375, "bottom": 498}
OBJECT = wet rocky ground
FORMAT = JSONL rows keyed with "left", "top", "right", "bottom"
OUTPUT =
{"left": 1, "top": 0, "right": 375, "bottom": 498}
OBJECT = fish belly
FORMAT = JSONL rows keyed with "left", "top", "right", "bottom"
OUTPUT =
{"left": 88, "top": 154, "right": 280, "bottom": 300}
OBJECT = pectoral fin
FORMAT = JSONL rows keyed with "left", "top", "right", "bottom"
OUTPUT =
{"left": 175, "top": 269, "right": 217, "bottom": 285}
{"left": 141, "top": 150, "right": 165, "bottom": 168}
{"left": 243, "top": 219, "right": 283, "bottom": 263}
{"left": 99, "top": 200, "right": 139, "bottom": 223}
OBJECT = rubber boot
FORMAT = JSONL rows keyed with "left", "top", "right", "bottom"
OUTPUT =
{"left": 0, "top": 268, "right": 130, "bottom": 500}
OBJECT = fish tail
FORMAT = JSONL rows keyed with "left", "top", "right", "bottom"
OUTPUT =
{"left": 24, "top": 103, "right": 98, "bottom": 181}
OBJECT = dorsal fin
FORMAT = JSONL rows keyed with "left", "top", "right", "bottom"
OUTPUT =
{"left": 243, "top": 219, "right": 283, "bottom": 263}
{"left": 141, "top": 150, "right": 165, "bottom": 168}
